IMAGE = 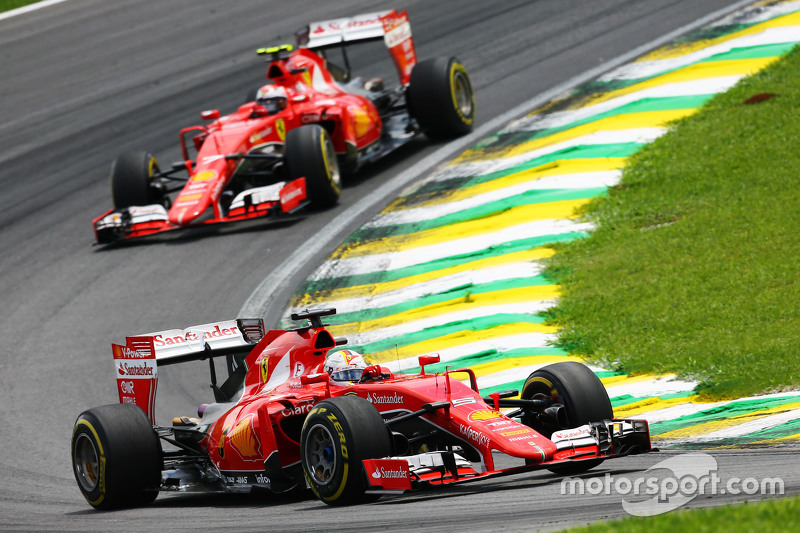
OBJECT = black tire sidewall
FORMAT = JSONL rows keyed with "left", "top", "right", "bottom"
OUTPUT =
{"left": 408, "top": 56, "right": 475, "bottom": 139}
{"left": 110, "top": 151, "right": 160, "bottom": 209}
{"left": 284, "top": 125, "right": 341, "bottom": 208}
{"left": 71, "top": 404, "right": 161, "bottom": 510}
{"left": 521, "top": 361, "right": 613, "bottom": 437}
{"left": 300, "top": 396, "right": 390, "bottom": 505}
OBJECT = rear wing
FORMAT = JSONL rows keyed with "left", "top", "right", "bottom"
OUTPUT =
{"left": 113, "top": 318, "right": 265, "bottom": 422}
{"left": 295, "top": 9, "right": 417, "bottom": 85}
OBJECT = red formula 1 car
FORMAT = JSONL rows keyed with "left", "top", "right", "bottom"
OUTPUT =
{"left": 92, "top": 10, "right": 476, "bottom": 244}
{"left": 71, "top": 308, "right": 653, "bottom": 510}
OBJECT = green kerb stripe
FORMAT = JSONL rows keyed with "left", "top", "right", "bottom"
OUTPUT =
{"left": 349, "top": 187, "right": 607, "bottom": 241}
{"left": 347, "top": 315, "right": 552, "bottom": 354}
{"left": 299, "top": 232, "right": 587, "bottom": 293}
{"left": 325, "top": 276, "right": 552, "bottom": 325}
{"left": 650, "top": 395, "right": 800, "bottom": 435}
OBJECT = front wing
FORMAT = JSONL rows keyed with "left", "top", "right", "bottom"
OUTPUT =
{"left": 363, "top": 418, "right": 652, "bottom": 493}
{"left": 93, "top": 178, "right": 307, "bottom": 244}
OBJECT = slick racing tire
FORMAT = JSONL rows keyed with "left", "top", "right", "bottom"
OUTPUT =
{"left": 520, "top": 361, "right": 613, "bottom": 474}
{"left": 300, "top": 396, "right": 391, "bottom": 506}
{"left": 71, "top": 403, "right": 162, "bottom": 510}
{"left": 285, "top": 125, "right": 341, "bottom": 208}
{"left": 407, "top": 56, "right": 475, "bottom": 139}
{"left": 110, "top": 151, "right": 166, "bottom": 208}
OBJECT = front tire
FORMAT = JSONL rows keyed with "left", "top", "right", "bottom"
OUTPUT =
{"left": 521, "top": 362, "right": 613, "bottom": 474}
{"left": 284, "top": 125, "right": 341, "bottom": 208}
{"left": 300, "top": 396, "right": 391, "bottom": 506}
{"left": 110, "top": 151, "right": 165, "bottom": 208}
{"left": 71, "top": 404, "right": 162, "bottom": 510}
{"left": 407, "top": 56, "right": 475, "bottom": 139}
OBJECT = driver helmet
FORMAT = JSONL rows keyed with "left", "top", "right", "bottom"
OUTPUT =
{"left": 255, "top": 85, "right": 288, "bottom": 114}
{"left": 324, "top": 349, "right": 367, "bottom": 381}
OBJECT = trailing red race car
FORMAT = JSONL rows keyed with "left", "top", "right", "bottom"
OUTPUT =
{"left": 71, "top": 308, "right": 654, "bottom": 509}
{"left": 93, "top": 10, "right": 476, "bottom": 244}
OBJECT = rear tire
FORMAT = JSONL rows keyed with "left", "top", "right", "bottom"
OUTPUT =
{"left": 407, "top": 56, "right": 475, "bottom": 139}
{"left": 71, "top": 404, "right": 162, "bottom": 510}
{"left": 300, "top": 396, "right": 391, "bottom": 506}
{"left": 284, "top": 125, "right": 341, "bottom": 208}
{"left": 520, "top": 362, "right": 612, "bottom": 474}
{"left": 110, "top": 151, "right": 165, "bottom": 208}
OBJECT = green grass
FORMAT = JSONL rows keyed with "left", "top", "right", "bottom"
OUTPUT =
{"left": 555, "top": 496, "right": 800, "bottom": 533}
{"left": 0, "top": 0, "right": 42, "bottom": 13}
{"left": 542, "top": 45, "right": 800, "bottom": 399}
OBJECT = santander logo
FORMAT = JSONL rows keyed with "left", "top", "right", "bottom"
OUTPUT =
{"left": 117, "top": 361, "right": 155, "bottom": 377}
{"left": 371, "top": 467, "right": 408, "bottom": 479}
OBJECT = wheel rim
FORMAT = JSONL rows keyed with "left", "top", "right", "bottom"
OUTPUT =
{"left": 73, "top": 433, "right": 100, "bottom": 492}
{"left": 322, "top": 135, "right": 341, "bottom": 188}
{"left": 304, "top": 424, "right": 336, "bottom": 485}
{"left": 452, "top": 69, "right": 473, "bottom": 117}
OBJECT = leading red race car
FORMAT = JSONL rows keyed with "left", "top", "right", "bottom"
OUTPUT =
{"left": 92, "top": 10, "right": 475, "bottom": 244}
{"left": 71, "top": 308, "right": 653, "bottom": 509}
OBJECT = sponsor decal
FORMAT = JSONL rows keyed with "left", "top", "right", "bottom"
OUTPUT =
{"left": 229, "top": 414, "right": 262, "bottom": 461}
{"left": 468, "top": 409, "right": 502, "bottom": 422}
{"left": 260, "top": 356, "right": 270, "bottom": 384}
{"left": 500, "top": 428, "right": 533, "bottom": 437}
{"left": 119, "top": 381, "right": 135, "bottom": 395}
{"left": 293, "top": 362, "right": 305, "bottom": 377}
{"left": 552, "top": 426, "right": 592, "bottom": 441}
{"left": 328, "top": 412, "right": 349, "bottom": 460}
{"left": 452, "top": 397, "right": 477, "bottom": 407}
{"left": 372, "top": 466, "right": 408, "bottom": 479}
{"left": 249, "top": 127, "right": 273, "bottom": 145}
{"left": 275, "top": 119, "right": 286, "bottom": 141}
{"left": 486, "top": 419, "right": 515, "bottom": 428}
{"left": 191, "top": 170, "right": 216, "bottom": 181}
{"left": 153, "top": 325, "right": 240, "bottom": 347}
{"left": 218, "top": 424, "right": 231, "bottom": 459}
{"left": 113, "top": 345, "right": 148, "bottom": 359}
{"left": 459, "top": 424, "right": 490, "bottom": 448}
{"left": 366, "top": 392, "right": 404, "bottom": 405}
{"left": 363, "top": 459, "right": 411, "bottom": 490}
{"left": 280, "top": 401, "right": 315, "bottom": 417}
{"left": 116, "top": 360, "right": 156, "bottom": 377}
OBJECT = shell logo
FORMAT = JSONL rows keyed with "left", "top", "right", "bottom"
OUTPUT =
{"left": 468, "top": 409, "right": 502, "bottom": 422}
{"left": 229, "top": 414, "right": 262, "bottom": 460}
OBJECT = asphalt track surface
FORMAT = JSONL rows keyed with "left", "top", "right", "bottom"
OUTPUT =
{"left": 1, "top": 1, "right": 797, "bottom": 531}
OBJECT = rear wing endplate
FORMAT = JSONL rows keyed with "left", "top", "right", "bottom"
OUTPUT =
{"left": 296, "top": 9, "right": 417, "bottom": 85}
{"left": 112, "top": 318, "right": 265, "bottom": 422}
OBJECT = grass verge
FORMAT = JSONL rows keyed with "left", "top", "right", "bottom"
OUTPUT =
{"left": 555, "top": 495, "right": 800, "bottom": 533}
{"left": 542, "top": 45, "right": 800, "bottom": 399}
{"left": 0, "top": 0, "right": 43, "bottom": 14}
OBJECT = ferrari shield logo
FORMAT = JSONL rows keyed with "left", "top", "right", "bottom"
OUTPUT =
{"left": 276, "top": 119, "right": 286, "bottom": 141}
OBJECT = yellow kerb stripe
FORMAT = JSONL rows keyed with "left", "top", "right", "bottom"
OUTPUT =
{"left": 654, "top": 401, "right": 800, "bottom": 439}
{"left": 636, "top": 9, "right": 800, "bottom": 61}
{"left": 338, "top": 199, "right": 588, "bottom": 259}
{"left": 292, "top": 247, "right": 555, "bottom": 307}
{"left": 352, "top": 321, "right": 560, "bottom": 364}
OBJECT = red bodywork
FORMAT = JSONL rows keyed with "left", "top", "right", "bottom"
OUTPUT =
{"left": 94, "top": 10, "right": 419, "bottom": 244}
{"left": 113, "top": 311, "right": 653, "bottom": 496}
